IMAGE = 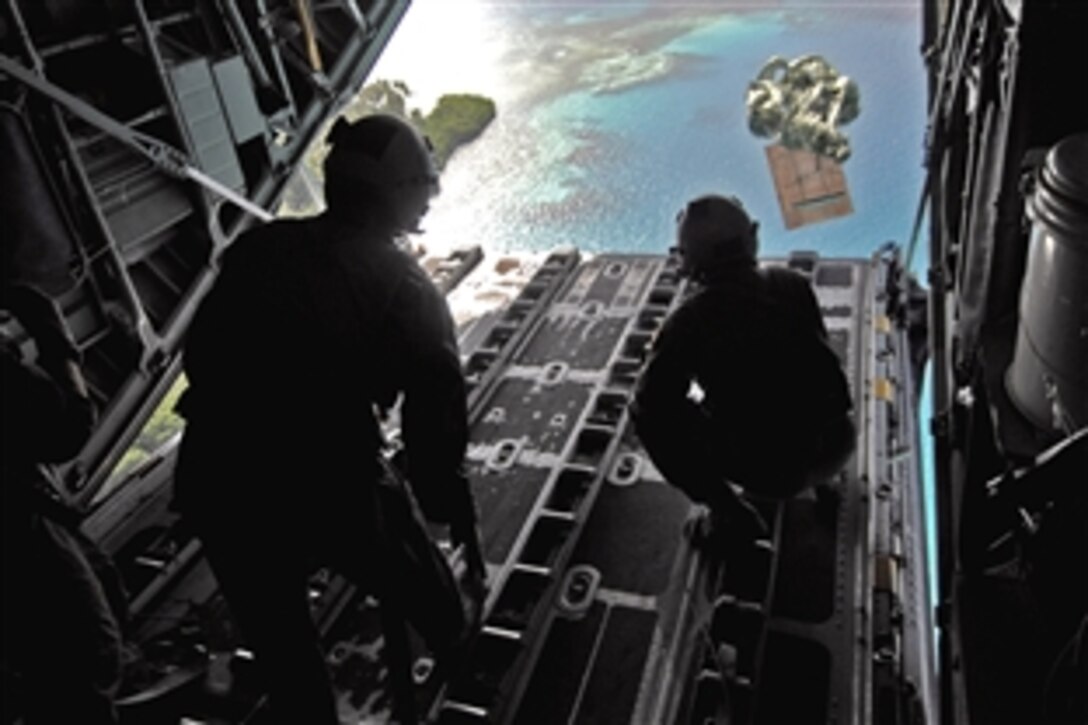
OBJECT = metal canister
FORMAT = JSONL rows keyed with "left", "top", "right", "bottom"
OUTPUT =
{"left": 1006, "top": 132, "right": 1088, "bottom": 433}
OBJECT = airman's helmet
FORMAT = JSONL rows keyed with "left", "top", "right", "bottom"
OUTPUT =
{"left": 675, "top": 195, "right": 759, "bottom": 278}
{"left": 323, "top": 114, "right": 439, "bottom": 232}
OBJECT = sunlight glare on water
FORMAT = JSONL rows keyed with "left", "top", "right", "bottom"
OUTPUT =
{"left": 371, "top": 1, "right": 926, "bottom": 260}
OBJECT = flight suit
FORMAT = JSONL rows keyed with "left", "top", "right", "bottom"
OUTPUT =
{"left": 1, "top": 331, "right": 122, "bottom": 724}
{"left": 175, "top": 213, "right": 474, "bottom": 723}
{"left": 632, "top": 265, "right": 854, "bottom": 519}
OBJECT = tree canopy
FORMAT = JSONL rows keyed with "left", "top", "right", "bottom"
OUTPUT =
{"left": 280, "top": 80, "right": 496, "bottom": 216}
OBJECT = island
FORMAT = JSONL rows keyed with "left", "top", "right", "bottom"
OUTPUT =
{"left": 415, "top": 92, "right": 496, "bottom": 168}
{"left": 280, "top": 79, "right": 496, "bottom": 215}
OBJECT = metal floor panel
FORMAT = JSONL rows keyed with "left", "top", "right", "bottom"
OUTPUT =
{"left": 82, "top": 249, "right": 931, "bottom": 725}
{"left": 432, "top": 253, "right": 891, "bottom": 725}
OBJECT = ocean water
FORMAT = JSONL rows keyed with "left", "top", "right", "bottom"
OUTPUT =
{"left": 371, "top": 0, "right": 937, "bottom": 606}
{"left": 373, "top": 1, "right": 927, "bottom": 264}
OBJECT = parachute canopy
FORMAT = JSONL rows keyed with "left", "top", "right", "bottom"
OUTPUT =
{"left": 746, "top": 55, "right": 860, "bottom": 163}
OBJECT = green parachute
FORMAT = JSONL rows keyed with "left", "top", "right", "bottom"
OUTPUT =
{"left": 746, "top": 55, "right": 860, "bottom": 162}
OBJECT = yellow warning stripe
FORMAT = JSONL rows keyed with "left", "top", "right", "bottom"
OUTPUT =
{"left": 874, "top": 378, "right": 895, "bottom": 400}
{"left": 874, "top": 554, "right": 899, "bottom": 593}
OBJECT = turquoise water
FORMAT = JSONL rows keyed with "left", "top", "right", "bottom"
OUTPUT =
{"left": 398, "top": 4, "right": 927, "bottom": 263}
{"left": 542, "top": 11, "right": 924, "bottom": 259}
{"left": 374, "top": 1, "right": 937, "bottom": 606}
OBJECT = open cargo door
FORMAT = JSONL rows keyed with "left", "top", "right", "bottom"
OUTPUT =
{"left": 0, "top": 0, "right": 411, "bottom": 506}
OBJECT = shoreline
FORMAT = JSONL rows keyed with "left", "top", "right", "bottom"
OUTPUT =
{"left": 508, "top": 11, "right": 731, "bottom": 107}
